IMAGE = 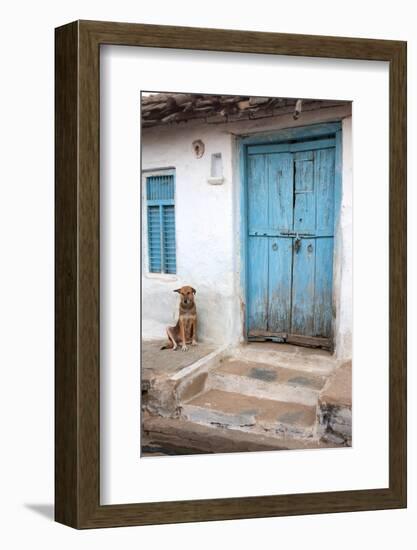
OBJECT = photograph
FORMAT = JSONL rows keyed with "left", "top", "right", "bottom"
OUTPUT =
{"left": 140, "top": 91, "right": 353, "bottom": 456}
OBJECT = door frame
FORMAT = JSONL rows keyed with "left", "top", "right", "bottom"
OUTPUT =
{"left": 238, "top": 121, "right": 343, "bottom": 350}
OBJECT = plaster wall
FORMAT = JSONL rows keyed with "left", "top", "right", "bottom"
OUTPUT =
{"left": 141, "top": 123, "right": 235, "bottom": 344}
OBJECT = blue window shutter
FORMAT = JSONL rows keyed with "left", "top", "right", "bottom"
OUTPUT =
{"left": 146, "top": 174, "right": 176, "bottom": 273}
{"left": 162, "top": 205, "right": 176, "bottom": 273}
{"left": 147, "top": 205, "right": 162, "bottom": 272}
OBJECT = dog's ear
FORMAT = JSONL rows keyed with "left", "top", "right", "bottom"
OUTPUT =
{"left": 191, "top": 287, "right": 196, "bottom": 295}
{"left": 173, "top": 288, "right": 181, "bottom": 293}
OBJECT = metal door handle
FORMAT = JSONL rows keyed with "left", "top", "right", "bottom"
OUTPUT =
{"left": 294, "top": 237, "right": 301, "bottom": 253}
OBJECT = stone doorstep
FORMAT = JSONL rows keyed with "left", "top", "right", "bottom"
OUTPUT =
{"left": 142, "top": 414, "right": 340, "bottom": 455}
{"left": 142, "top": 341, "right": 351, "bottom": 449}
{"left": 180, "top": 389, "right": 317, "bottom": 439}
{"left": 143, "top": 341, "right": 340, "bottom": 418}
{"left": 231, "top": 342, "right": 339, "bottom": 376}
{"left": 209, "top": 358, "right": 327, "bottom": 406}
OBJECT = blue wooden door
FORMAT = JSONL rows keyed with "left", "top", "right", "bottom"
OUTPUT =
{"left": 246, "top": 139, "right": 336, "bottom": 348}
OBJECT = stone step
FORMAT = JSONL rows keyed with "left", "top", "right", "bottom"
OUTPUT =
{"left": 231, "top": 342, "right": 338, "bottom": 376}
{"left": 209, "top": 358, "right": 327, "bottom": 406}
{"left": 142, "top": 413, "right": 338, "bottom": 456}
{"left": 318, "top": 361, "right": 352, "bottom": 445}
{"left": 181, "top": 389, "right": 317, "bottom": 439}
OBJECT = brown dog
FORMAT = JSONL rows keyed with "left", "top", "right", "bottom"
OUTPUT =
{"left": 161, "top": 286, "right": 197, "bottom": 351}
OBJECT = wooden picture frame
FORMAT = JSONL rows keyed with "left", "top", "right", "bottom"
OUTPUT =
{"left": 55, "top": 20, "right": 407, "bottom": 528}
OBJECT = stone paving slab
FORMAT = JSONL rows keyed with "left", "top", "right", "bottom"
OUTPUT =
{"left": 231, "top": 342, "right": 339, "bottom": 376}
{"left": 210, "top": 358, "right": 328, "bottom": 406}
{"left": 142, "top": 414, "right": 338, "bottom": 456}
{"left": 217, "top": 358, "right": 327, "bottom": 390}
{"left": 142, "top": 339, "right": 216, "bottom": 380}
{"left": 241, "top": 342, "right": 332, "bottom": 358}
{"left": 182, "top": 389, "right": 316, "bottom": 437}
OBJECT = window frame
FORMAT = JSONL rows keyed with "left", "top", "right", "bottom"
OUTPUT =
{"left": 142, "top": 168, "right": 177, "bottom": 276}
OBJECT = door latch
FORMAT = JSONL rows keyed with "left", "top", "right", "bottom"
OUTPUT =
{"left": 294, "top": 235, "right": 301, "bottom": 253}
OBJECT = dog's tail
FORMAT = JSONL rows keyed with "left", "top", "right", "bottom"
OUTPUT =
{"left": 160, "top": 342, "right": 173, "bottom": 350}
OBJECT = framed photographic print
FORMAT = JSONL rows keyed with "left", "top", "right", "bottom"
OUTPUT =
{"left": 55, "top": 20, "right": 406, "bottom": 528}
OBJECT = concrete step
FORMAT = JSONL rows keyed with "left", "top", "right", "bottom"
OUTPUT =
{"left": 181, "top": 389, "right": 317, "bottom": 439}
{"left": 142, "top": 413, "right": 338, "bottom": 456}
{"left": 318, "top": 361, "right": 352, "bottom": 445}
{"left": 210, "top": 358, "right": 327, "bottom": 406}
{"left": 231, "top": 342, "right": 338, "bottom": 376}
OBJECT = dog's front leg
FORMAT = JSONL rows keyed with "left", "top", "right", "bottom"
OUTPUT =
{"left": 191, "top": 317, "right": 197, "bottom": 346}
{"left": 166, "top": 327, "right": 178, "bottom": 350}
{"left": 180, "top": 320, "right": 188, "bottom": 351}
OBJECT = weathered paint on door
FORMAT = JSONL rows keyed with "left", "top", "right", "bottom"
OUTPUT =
{"left": 246, "top": 139, "right": 336, "bottom": 346}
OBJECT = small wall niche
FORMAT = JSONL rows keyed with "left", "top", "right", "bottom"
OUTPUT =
{"left": 192, "top": 139, "right": 205, "bottom": 158}
{"left": 208, "top": 153, "right": 224, "bottom": 185}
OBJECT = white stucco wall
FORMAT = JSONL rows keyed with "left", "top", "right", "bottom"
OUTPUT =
{"left": 141, "top": 124, "right": 236, "bottom": 345}
{"left": 332, "top": 117, "right": 353, "bottom": 359}
{"left": 141, "top": 106, "right": 352, "bottom": 360}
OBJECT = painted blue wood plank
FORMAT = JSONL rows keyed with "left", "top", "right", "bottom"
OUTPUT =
{"left": 334, "top": 130, "right": 343, "bottom": 232}
{"left": 268, "top": 237, "right": 293, "bottom": 333}
{"left": 248, "top": 137, "right": 335, "bottom": 155}
{"left": 147, "top": 205, "right": 162, "bottom": 272}
{"left": 294, "top": 150, "right": 314, "bottom": 163}
{"left": 313, "top": 237, "right": 334, "bottom": 337}
{"left": 291, "top": 147, "right": 335, "bottom": 337}
{"left": 247, "top": 236, "right": 269, "bottom": 332}
{"left": 315, "top": 148, "right": 335, "bottom": 236}
{"left": 248, "top": 155, "right": 269, "bottom": 235}
{"left": 291, "top": 237, "right": 315, "bottom": 335}
{"left": 294, "top": 160, "right": 313, "bottom": 191}
{"left": 294, "top": 157, "right": 315, "bottom": 234}
{"left": 162, "top": 205, "right": 176, "bottom": 274}
{"left": 241, "top": 122, "right": 341, "bottom": 146}
{"left": 268, "top": 153, "right": 293, "bottom": 233}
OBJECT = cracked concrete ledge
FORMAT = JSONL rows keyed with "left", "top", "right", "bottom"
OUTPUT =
{"left": 142, "top": 413, "right": 336, "bottom": 456}
{"left": 230, "top": 342, "right": 340, "bottom": 376}
{"left": 142, "top": 343, "right": 229, "bottom": 418}
{"left": 171, "top": 345, "right": 229, "bottom": 381}
{"left": 318, "top": 361, "right": 352, "bottom": 444}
